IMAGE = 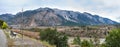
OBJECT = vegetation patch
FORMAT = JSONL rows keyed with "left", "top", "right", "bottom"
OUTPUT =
{"left": 40, "top": 28, "right": 68, "bottom": 47}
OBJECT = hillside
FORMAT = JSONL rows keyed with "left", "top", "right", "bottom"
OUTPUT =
{"left": 0, "top": 7, "right": 119, "bottom": 26}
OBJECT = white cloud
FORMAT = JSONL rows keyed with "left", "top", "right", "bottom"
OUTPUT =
{"left": 0, "top": 0, "right": 28, "bottom": 6}
{"left": 64, "top": 0, "right": 120, "bottom": 22}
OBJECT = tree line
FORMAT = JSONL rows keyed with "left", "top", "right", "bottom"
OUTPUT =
{"left": 73, "top": 28, "right": 120, "bottom": 47}
{"left": 39, "top": 28, "right": 120, "bottom": 47}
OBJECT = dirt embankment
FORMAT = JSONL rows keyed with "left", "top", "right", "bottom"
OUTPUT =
{"left": 12, "top": 29, "right": 40, "bottom": 39}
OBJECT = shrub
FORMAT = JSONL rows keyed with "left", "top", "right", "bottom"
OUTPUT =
{"left": 105, "top": 29, "right": 120, "bottom": 47}
{"left": 40, "top": 28, "right": 68, "bottom": 47}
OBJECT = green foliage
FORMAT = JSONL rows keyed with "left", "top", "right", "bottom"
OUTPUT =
{"left": 100, "top": 43, "right": 107, "bottom": 47}
{"left": 55, "top": 34, "right": 68, "bottom": 47}
{"left": 0, "top": 20, "right": 4, "bottom": 27}
{"left": 2, "top": 22, "right": 8, "bottom": 29}
{"left": 40, "top": 28, "right": 68, "bottom": 47}
{"left": 89, "top": 39, "right": 94, "bottom": 47}
{"left": 73, "top": 37, "right": 94, "bottom": 47}
{"left": 105, "top": 29, "right": 120, "bottom": 47}
{"left": 73, "top": 36, "right": 81, "bottom": 46}
{"left": 0, "top": 20, "right": 8, "bottom": 29}
{"left": 81, "top": 39, "right": 94, "bottom": 47}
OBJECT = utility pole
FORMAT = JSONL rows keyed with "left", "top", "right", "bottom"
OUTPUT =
{"left": 21, "top": 8, "right": 24, "bottom": 47}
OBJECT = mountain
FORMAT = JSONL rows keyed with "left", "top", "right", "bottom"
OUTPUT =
{"left": 0, "top": 14, "right": 14, "bottom": 24}
{"left": 0, "top": 7, "right": 119, "bottom": 26}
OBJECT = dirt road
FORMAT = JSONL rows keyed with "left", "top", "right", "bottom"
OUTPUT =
{"left": 0, "top": 30, "right": 8, "bottom": 47}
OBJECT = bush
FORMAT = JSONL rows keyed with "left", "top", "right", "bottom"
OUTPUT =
{"left": 2, "top": 22, "right": 8, "bottom": 29}
{"left": 0, "top": 20, "right": 4, "bottom": 27}
{"left": 81, "top": 39, "right": 94, "bottom": 47}
{"left": 40, "top": 28, "right": 68, "bottom": 47}
{"left": 100, "top": 43, "right": 107, "bottom": 47}
{"left": 73, "top": 36, "right": 81, "bottom": 46}
{"left": 0, "top": 20, "right": 8, "bottom": 29}
{"left": 105, "top": 29, "right": 120, "bottom": 47}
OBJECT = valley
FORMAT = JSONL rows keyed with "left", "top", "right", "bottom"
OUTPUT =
{"left": 0, "top": 7, "right": 120, "bottom": 47}
{"left": 9, "top": 25, "right": 119, "bottom": 47}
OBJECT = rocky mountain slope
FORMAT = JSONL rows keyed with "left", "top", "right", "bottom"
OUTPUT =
{"left": 0, "top": 7, "right": 119, "bottom": 26}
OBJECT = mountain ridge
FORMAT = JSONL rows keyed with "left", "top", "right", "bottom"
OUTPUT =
{"left": 0, "top": 7, "right": 119, "bottom": 26}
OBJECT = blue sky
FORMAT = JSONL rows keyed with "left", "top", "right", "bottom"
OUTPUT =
{"left": 0, "top": 0, "right": 120, "bottom": 22}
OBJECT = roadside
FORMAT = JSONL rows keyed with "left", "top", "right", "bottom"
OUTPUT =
{"left": 0, "top": 29, "right": 8, "bottom": 47}
{"left": 12, "top": 29, "right": 55, "bottom": 47}
{"left": 3, "top": 29, "right": 47, "bottom": 47}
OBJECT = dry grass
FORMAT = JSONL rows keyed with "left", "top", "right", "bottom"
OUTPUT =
{"left": 40, "top": 40, "right": 56, "bottom": 47}
{"left": 12, "top": 29, "right": 55, "bottom": 47}
{"left": 12, "top": 29, "right": 40, "bottom": 39}
{"left": 3, "top": 29, "right": 14, "bottom": 47}
{"left": 7, "top": 39, "right": 14, "bottom": 47}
